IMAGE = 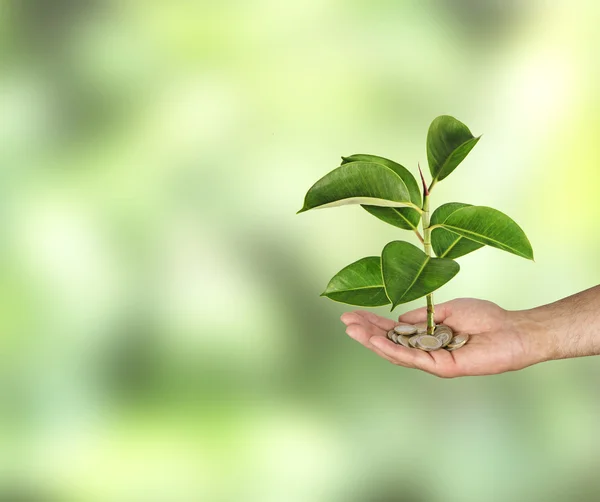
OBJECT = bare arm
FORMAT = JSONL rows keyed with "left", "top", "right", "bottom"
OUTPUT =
{"left": 340, "top": 285, "right": 600, "bottom": 378}
{"left": 519, "top": 284, "right": 600, "bottom": 361}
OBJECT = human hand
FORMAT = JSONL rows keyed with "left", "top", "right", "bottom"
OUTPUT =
{"left": 340, "top": 298, "right": 552, "bottom": 378}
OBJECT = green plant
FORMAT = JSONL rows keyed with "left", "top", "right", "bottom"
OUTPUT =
{"left": 297, "top": 115, "right": 533, "bottom": 336}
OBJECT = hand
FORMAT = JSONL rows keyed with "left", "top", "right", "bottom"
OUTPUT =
{"left": 340, "top": 298, "right": 552, "bottom": 378}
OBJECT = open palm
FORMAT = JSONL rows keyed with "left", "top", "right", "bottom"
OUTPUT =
{"left": 341, "top": 298, "right": 547, "bottom": 377}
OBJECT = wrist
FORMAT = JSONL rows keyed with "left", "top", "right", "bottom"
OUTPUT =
{"left": 506, "top": 308, "right": 558, "bottom": 364}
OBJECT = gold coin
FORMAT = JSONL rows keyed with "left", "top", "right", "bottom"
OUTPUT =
{"left": 386, "top": 329, "right": 396, "bottom": 341}
{"left": 416, "top": 335, "right": 443, "bottom": 351}
{"left": 391, "top": 332, "right": 399, "bottom": 344}
{"left": 394, "top": 324, "right": 417, "bottom": 335}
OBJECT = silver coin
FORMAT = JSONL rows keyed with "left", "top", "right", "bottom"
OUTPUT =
{"left": 391, "top": 332, "right": 399, "bottom": 344}
{"left": 416, "top": 335, "right": 443, "bottom": 351}
{"left": 434, "top": 324, "right": 453, "bottom": 337}
{"left": 408, "top": 335, "right": 421, "bottom": 348}
{"left": 435, "top": 331, "right": 452, "bottom": 347}
{"left": 453, "top": 333, "right": 470, "bottom": 344}
{"left": 397, "top": 335, "right": 411, "bottom": 348}
{"left": 414, "top": 322, "right": 428, "bottom": 334}
{"left": 386, "top": 329, "right": 396, "bottom": 341}
{"left": 394, "top": 324, "right": 417, "bottom": 335}
{"left": 446, "top": 333, "right": 470, "bottom": 350}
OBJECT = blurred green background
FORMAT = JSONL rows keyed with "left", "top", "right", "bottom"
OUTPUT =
{"left": 1, "top": 1, "right": 600, "bottom": 501}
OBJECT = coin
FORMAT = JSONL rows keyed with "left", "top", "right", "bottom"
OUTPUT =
{"left": 416, "top": 335, "right": 443, "bottom": 351}
{"left": 398, "top": 335, "right": 411, "bottom": 348}
{"left": 414, "top": 322, "right": 428, "bottom": 334}
{"left": 394, "top": 324, "right": 417, "bottom": 335}
{"left": 435, "top": 331, "right": 452, "bottom": 347}
{"left": 386, "top": 329, "right": 396, "bottom": 341}
{"left": 446, "top": 333, "right": 470, "bottom": 351}
{"left": 391, "top": 332, "right": 399, "bottom": 344}
{"left": 408, "top": 335, "right": 420, "bottom": 348}
{"left": 434, "top": 324, "right": 453, "bottom": 337}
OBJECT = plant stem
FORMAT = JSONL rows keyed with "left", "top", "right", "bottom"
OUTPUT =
{"left": 413, "top": 228, "right": 424, "bottom": 244}
{"left": 422, "top": 194, "right": 435, "bottom": 335}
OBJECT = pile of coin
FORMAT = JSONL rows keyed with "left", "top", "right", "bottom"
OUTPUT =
{"left": 387, "top": 322, "right": 469, "bottom": 352}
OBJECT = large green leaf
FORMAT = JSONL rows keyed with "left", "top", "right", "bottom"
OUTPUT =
{"left": 321, "top": 256, "right": 390, "bottom": 307}
{"left": 430, "top": 203, "right": 484, "bottom": 258}
{"left": 297, "top": 161, "right": 416, "bottom": 214}
{"left": 381, "top": 241, "right": 459, "bottom": 309}
{"left": 427, "top": 115, "right": 480, "bottom": 182}
{"left": 431, "top": 205, "right": 534, "bottom": 260}
{"left": 360, "top": 205, "right": 421, "bottom": 230}
{"left": 341, "top": 154, "right": 421, "bottom": 230}
{"left": 341, "top": 154, "right": 422, "bottom": 205}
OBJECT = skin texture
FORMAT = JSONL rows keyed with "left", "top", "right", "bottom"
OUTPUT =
{"left": 340, "top": 285, "right": 600, "bottom": 378}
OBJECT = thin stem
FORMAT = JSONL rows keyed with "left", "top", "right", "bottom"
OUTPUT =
{"left": 413, "top": 228, "right": 424, "bottom": 244}
{"left": 421, "top": 189, "right": 435, "bottom": 335}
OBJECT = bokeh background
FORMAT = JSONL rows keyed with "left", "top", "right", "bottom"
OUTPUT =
{"left": 1, "top": 0, "right": 600, "bottom": 501}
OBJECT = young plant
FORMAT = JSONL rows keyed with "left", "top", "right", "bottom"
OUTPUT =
{"left": 297, "top": 115, "right": 533, "bottom": 339}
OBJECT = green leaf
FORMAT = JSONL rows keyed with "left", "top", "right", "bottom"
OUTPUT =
{"left": 381, "top": 241, "right": 459, "bottom": 309}
{"left": 360, "top": 205, "right": 421, "bottom": 230}
{"left": 321, "top": 256, "right": 390, "bottom": 307}
{"left": 427, "top": 115, "right": 480, "bottom": 182}
{"left": 341, "top": 154, "right": 421, "bottom": 230}
{"left": 430, "top": 203, "right": 484, "bottom": 258}
{"left": 341, "top": 154, "right": 422, "bottom": 206}
{"left": 297, "top": 161, "right": 414, "bottom": 213}
{"left": 433, "top": 205, "right": 534, "bottom": 260}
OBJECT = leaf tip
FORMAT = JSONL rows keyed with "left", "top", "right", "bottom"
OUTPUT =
{"left": 296, "top": 206, "right": 308, "bottom": 214}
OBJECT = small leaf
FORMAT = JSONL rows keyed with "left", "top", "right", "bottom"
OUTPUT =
{"left": 430, "top": 203, "right": 484, "bottom": 258}
{"left": 427, "top": 115, "right": 480, "bottom": 182}
{"left": 381, "top": 241, "right": 459, "bottom": 309}
{"left": 341, "top": 154, "right": 421, "bottom": 230}
{"left": 321, "top": 256, "right": 390, "bottom": 307}
{"left": 297, "top": 161, "right": 413, "bottom": 213}
{"left": 434, "top": 205, "right": 534, "bottom": 260}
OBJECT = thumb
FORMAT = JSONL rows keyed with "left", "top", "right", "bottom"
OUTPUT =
{"left": 398, "top": 301, "right": 452, "bottom": 324}
{"left": 398, "top": 306, "right": 427, "bottom": 324}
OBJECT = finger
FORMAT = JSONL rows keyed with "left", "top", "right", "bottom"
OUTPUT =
{"left": 340, "top": 311, "right": 362, "bottom": 326}
{"left": 345, "top": 324, "right": 397, "bottom": 363}
{"left": 353, "top": 310, "right": 396, "bottom": 331}
{"left": 426, "top": 347, "right": 459, "bottom": 377}
{"left": 340, "top": 312, "right": 387, "bottom": 336}
{"left": 369, "top": 336, "right": 437, "bottom": 372}
{"left": 398, "top": 302, "right": 452, "bottom": 324}
{"left": 397, "top": 307, "right": 427, "bottom": 324}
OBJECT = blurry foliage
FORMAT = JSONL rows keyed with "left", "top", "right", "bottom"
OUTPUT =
{"left": 0, "top": 0, "right": 599, "bottom": 501}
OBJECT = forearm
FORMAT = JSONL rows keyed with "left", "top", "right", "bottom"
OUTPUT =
{"left": 515, "top": 285, "right": 600, "bottom": 361}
